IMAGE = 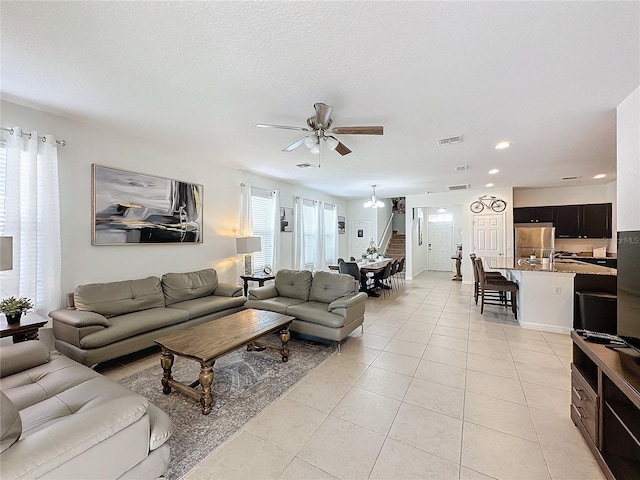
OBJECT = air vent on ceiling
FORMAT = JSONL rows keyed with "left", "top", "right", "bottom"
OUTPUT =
{"left": 296, "top": 163, "right": 315, "bottom": 168}
{"left": 438, "top": 135, "right": 463, "bottom": 146}
{"left": 454, "top": 165, "right": 469, "bottom": 171}
{"left": 561, "top": 176, "right": 580, "bottom": 180}
{"left": 448, "top": 183, "right": 470, "bottom": 191}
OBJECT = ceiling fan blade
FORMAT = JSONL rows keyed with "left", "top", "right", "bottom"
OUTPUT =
{"left": 335, "top": 142, "right": 352, "bottom": 156}
{"left": 282, "top": 137, "right": 307, "bottom": 152}
{"left": 256, "top": 123, "right": 311, "bottom": 132}
{"left": 330, "top": 126, "right": 384, "bottom": 135}
{"left": 313, "top": 103, "right": 334, "bottom": 128}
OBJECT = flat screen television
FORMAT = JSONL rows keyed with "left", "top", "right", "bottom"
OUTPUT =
{"left": 617, "top": 230, "right": 640, "bottom": 353}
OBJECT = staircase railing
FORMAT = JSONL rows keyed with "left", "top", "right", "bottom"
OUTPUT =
{"left": 378, "top": 212, "right": 395, "bottom": 255}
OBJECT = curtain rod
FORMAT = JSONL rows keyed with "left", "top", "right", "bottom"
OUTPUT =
{"left": 1, "top": 126, "right": 66, "bottom": 147}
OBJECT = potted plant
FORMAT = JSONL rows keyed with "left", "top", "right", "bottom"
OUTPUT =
{"left": 0, "top": 296, "right": 34, "bottom": 324}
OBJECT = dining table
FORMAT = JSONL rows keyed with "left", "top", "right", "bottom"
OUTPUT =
{"left": 328, "top": 258, "right": 393, "bottom": 297}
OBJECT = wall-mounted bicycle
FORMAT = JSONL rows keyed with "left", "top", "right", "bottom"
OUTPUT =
{"left": 469, "top": 195, "right": 507, "bottom": 213}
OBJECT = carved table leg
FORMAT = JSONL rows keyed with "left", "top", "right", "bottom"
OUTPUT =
{"left": 160, "top": 351, "right": 174, "bottom": 394}
{"left": 246, "top": 342, "right": 267, "bottom": 352}
{"left": 199, "top": 360, "right": 215, "bottom": 415}
{"left": 279, "top": 328, "right": 290, "bottom": 363}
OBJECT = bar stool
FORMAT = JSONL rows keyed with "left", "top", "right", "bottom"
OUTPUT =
{"left": 475, "top": 258, "right": 519, "bottom": 319}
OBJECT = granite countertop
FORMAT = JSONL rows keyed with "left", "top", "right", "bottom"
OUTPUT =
{"left": 492, "top": 258, "right": 617, "bottom": 276}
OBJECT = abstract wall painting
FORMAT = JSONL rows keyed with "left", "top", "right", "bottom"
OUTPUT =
{"left": 338, "top": 216, "right": 346, "bottom": 234}
{"left": 92, "top": 164, "right": 203, "bottom": 245}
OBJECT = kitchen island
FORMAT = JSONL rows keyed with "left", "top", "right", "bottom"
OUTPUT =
{"left": 491, "top": 259, "right": 616, "bottom": 333}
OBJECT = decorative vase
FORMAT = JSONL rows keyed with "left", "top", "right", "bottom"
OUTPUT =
{"left": 6, "top": 312, "right": 22, "bottom": 324}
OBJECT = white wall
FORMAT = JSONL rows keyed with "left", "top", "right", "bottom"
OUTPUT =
{"left": 346, "top": 197, "right": 392, "bottom": 259}
{"left": 405, "top": 187, "right": 514, "bottom": 282}
{"left": 1, "top": 100, "right": 347, "bottom": 307}
{"left": 617, "top": 86, "right": 640, "bottom": 231}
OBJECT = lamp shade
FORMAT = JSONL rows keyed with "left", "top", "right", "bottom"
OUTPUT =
{"left": 236, "top": 236, "right": 262, "bottom": 254}
{"left": 0, "top": 236, "right": 12, "bottom": 271}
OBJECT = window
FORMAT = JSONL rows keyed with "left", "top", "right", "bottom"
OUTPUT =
{"left": 428, "top": 213, "right": 453, "bottom": 223}
{"left": 250, "top": 187, "right": 275, "bottom": 273}
{"left": 298, "top": 199, "right": 338, "bottom": 270}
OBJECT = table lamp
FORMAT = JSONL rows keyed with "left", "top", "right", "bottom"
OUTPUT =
{"left": 236, "top": 236, "right": 261, "bottom": 275}
{"left": 0, "top": 236, "right": 13, "bottom": 271}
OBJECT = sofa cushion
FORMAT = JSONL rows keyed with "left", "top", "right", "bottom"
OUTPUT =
{"left": 0, "top": 391, "right": 21, "bottom": 453}
{"left": 162, "top": 269, "right": 218, "bottom": 305}
{"left": 167, "top": 295, "right": 246, "bottom": 318}
{"left": 274, "top": 269, "right": 313, "bottom": 301}
{"left": 244, "top": 297, "right": 307, "bottom": 314}
{"left": 309, "top": 271, "right": 356, "bottom": 303}
{"left": 74, "top": 276, "right": 165, "bottom": 318}
{"left": 79, "top": 307, "right": 189, "bottom": 348}
{"left": 287, "top": 301, "right": 346, "bottom": 328}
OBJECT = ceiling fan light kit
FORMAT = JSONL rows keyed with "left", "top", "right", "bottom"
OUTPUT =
{"left": 364, "top": 185, "right": 385, "bottom": 209}
{"left": 257, "top": 102, "right": 383, "bottom": 158}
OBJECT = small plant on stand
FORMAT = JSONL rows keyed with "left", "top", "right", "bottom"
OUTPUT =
{"left": 0, "top": 297, "right": 34, "bottom": 324}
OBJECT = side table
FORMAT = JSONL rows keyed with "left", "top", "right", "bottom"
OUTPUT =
{"left": 1, "top": 314, "right": 48, "bottom": 343}
{"left": 240, "top": 274, "right": 276, "bottom": 297}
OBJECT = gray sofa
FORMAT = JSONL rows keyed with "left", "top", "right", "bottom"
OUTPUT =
{"left": 245, "top": 269, "right": 368, "bottom": 351}
{"left": 50, "top": 268, "right": 245, "bottom": 366}
{"left": 0, "top": 340, "right": 173, "bottom": 480}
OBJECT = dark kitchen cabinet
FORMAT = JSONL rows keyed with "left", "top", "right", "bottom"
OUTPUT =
{"left": 514, "top": 206, "right": 556, "bottom": 224}
{"left": 555, "top": 205, "right": 582, "bottom": 238}
{"left": 554, "top": 203, "right": 612, "bottom": 238}
{"left": 582, "top": 203, "right": 612, "bottom": 239}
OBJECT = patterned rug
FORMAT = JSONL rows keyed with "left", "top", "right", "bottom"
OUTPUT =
{"left": 119, "top": 335, "right": 334, "bottom": 479}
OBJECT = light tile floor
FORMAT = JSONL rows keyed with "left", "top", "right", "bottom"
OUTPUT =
{"left": 104, "top": 271, "right": 606, "bottom": 480}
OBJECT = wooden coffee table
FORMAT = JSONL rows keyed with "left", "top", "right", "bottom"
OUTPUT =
{"left": 154, "top": 309, "right": 294, "bottom": 415}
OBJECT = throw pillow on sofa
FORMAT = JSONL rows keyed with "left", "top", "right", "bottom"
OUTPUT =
{"left": 162, "top": 268, "right": 219, "bottom": 305}
{"left": 0, "top": 392, "right": 21, "bottom": 453}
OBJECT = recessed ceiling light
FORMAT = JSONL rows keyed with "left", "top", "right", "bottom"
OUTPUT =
{"left": 437, "top": 208, "right": 447, "bottom": 213}
{"left": 495, "top": 141, "right": 511, "bottom": 150}
{"left": 593, "top": 173, "right": 606, "bottom": 179}
{"left": 488, "top": 169, "right": 500, "bottom": 175}
{"left": 485, "top": 183, "right": 494, "bottom": 187}
{"left": 561, "top": 176, "right": 580, "bottom": 180}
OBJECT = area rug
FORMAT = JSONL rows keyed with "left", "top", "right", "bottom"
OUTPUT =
{"left": 119, "top": 335, "right": 333, "bottom": 479}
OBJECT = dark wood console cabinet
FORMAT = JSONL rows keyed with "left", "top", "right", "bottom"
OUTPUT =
{"left": 571, "top": 332, "right": 640, "bottom": 479}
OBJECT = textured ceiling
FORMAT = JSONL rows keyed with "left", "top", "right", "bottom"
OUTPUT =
{"left": 1, "top": 1, "right": 638, "bottom": 199}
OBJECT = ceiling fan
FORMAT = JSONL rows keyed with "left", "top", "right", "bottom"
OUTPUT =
{"left": 256, "top": 102, "right": 383, "bottom": 156}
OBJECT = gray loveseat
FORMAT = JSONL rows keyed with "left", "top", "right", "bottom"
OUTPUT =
{"left": 0, "top": 340, "right": 172, "bottom": 480}
{"left": 50, "top": 268, "right": 245, "bottom": 366}
{"left": 245, "top": 269, "right": 367, "bottom": 351}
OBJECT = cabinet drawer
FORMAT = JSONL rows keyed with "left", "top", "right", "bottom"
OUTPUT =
{"left": 572, "top": 369, "right": 598, "bottom": 444}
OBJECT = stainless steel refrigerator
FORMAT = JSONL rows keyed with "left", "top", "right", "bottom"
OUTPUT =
{"left": 514, "top": 224, "right": 555, "bottom": 258}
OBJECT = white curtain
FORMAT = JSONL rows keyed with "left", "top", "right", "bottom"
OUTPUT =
{"left": 271, "top": 189, "right": 280, "bottom": 270}
{"left": 238, "top": 182, "right": 252, "bottom": 279}
{"left": 314, "top": 201, "right": 325, "bottom": 272}
{"left": 0, "top": 127, "right": 61, "bottom": 317}
{"left": 293, "top": 196, "right": 305, "bottom": 269}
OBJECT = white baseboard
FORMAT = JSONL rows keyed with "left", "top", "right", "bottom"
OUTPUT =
{"left": 518, "top": 321, "right": 573, "bottom": 335}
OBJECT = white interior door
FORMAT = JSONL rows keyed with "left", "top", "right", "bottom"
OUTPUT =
{"left": 473, "top": 214, "right": 505, "bottom": 267}
{"left": 350, "top": 220, "right": 371, "bottom": 259}
{"left": 428, "top": 222, "right": 454, "bottom": 271}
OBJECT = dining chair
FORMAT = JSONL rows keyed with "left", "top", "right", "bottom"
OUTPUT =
{"left": 396, "top": 257, "right": 406, "bottom": 286}
{"left": 470, "top": 254, "right": 505, "bottom": 304}
{"left": 475, "top": 258, "right": 518, "bottom": 318}
{"left": 374, "top": 262, "right": 393, "bottom": 299}
{"left": 389, "top": 259, "right": 399, "bottom": 291}
{"left": 338, "top": 261, "right": 364, "bottom": 293}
